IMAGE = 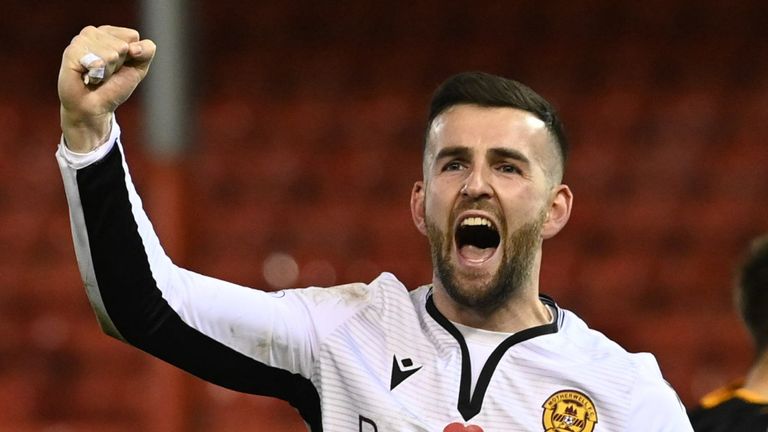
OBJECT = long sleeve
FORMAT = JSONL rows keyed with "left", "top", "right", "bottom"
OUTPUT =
{"left": 56, "top": 120, "right": 372, "bottom": 429}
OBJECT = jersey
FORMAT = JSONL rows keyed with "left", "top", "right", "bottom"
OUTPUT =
{"left": 56, "top": 118, "right": 694, "bottom": 431}
{"left": 689, "top": 382, "right": 768, "bottom": 431}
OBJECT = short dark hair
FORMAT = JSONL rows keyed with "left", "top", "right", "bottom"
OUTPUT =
{"left": 737, "top": 234, "right": 768, "bottom": 354}
{"left": 426, "top": 71, "right": 568, "bottom": 167}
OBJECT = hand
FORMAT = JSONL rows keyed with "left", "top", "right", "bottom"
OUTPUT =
{"left": 58, "top": 25, "right": 156, "bottom": 152}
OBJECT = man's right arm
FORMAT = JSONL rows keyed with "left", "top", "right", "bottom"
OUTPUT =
{"left": 57, "top": 26, "right": 332, "bottom": 420}
{"left": 57, "top": 29, "right": 382, "bottom": 426}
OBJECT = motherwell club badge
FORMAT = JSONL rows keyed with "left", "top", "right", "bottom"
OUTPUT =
{"left": 542, "top": 390, "right": 598, "bottom": 432}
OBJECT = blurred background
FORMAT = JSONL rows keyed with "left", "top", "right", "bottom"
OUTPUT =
{"left": 2, "top": 0, "right": 768, "bottom": 430}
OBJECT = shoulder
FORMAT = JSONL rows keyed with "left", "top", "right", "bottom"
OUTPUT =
{"left": 530, "top": 306, "right": 692, "bottom": 428}
{"left": 552, "top": 308, "right": 640, "bottom": 363}
{"left": 288, "top": 272, "right": 415, "bottom": 321}
{"left": 571, "top": 312, "right": 691, "bottom": 428}
{"left": 279, "top": 273, "right": 413, "bottom": 343}
{"left": 556, "top": 309, "right": 688, "bottom": 405}
{"left": 289, "top": 272, "right": 407, "bottom": 304}
{"left": 689, "top": 382, "right": 768, "bottom": 430}
{"left": 698, "top": 382, "right": 768, "bottom": 409}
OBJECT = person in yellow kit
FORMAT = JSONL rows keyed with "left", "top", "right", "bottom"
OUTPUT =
{"left": 689, "top": 234, "right": 768, "bottom": 431}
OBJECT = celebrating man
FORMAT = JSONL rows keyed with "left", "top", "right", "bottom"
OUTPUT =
{"left": 57, "top": 25, "right": 693, "bottom": 431}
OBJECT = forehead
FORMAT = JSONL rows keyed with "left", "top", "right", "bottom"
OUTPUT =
{"left": 427, "top": 105, "right": 552, "bottom": 158}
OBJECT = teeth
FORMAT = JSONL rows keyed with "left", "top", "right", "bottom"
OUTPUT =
{"left": 460, "top": 217, "right": 494, "bottom": 229}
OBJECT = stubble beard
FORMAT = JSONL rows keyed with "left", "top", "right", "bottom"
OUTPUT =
{"left": 426, "top": 210, "right": 545, "bottom": 313}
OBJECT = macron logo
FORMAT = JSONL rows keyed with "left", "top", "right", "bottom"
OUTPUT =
{"left": 390, "top": 354, "right": 422, "bottom": 390}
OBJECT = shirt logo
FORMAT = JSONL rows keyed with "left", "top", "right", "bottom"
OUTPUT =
{"left": 542, "top": 390, "right": 598, "bottom": 432}
{"left": 390, "top": 354, "right": 422, "bottom": 390}
{"left": 443, "top": 422, "right": 484, "bottom": 432}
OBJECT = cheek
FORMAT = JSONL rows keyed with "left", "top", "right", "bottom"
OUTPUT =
{"left": 498, "top": 190, "right": 548, "bottom": 224}
{"left": 423, "top": 186, "right": 450, "bottom": 219}
{"left": 423, "top": 199, "right": 442, "bottom": 228}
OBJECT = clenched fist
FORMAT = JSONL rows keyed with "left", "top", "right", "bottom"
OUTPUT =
{"left": 59, "top": 25, "right": 156, "bottom": 153}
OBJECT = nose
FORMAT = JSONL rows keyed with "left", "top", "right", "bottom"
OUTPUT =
{"left": 461, "top": 166, "right": 493, "bottom": 199}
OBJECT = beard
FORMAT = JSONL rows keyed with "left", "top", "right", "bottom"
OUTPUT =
{"left": 426, "top": 209, "right": 545, "bottom": 313}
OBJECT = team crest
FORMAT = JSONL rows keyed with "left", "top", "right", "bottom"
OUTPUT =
{"left": 541, "top": 390, "right": 598, "bottom": 432}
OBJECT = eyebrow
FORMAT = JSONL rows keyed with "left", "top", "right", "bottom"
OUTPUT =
{"left": 488, "top": 147, "right": 531, "bottom": 166}
{"left": 434, "top": 146, "right": 531, "bottom": 166}
{"left": 434, "top": 146, "right": 470, "bottom": 161}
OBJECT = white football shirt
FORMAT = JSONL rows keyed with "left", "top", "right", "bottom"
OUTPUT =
{"left": 57, "top": 119, "right": 693, "bottom": 431}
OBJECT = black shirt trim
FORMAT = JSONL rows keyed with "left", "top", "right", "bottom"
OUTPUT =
{"left": 425, "top": 292, "right": 559, "bottom": 421}
{"left": 76, "top": 143, "right": 322, "bottom": 430}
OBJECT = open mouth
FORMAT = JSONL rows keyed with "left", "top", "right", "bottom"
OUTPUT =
{"left": 455, "top": 216, "right": 501, "bottom": 263}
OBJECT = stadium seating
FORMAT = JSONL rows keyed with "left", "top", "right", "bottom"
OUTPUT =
{"left": 1, "top": 0, "right": 767, "bottom": 429}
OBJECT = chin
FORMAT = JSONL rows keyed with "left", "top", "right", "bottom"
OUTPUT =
{"left": 441, "top": 270, "right": 514, "bottom": 311}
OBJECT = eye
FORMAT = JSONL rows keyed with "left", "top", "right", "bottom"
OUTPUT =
{"left": 442, "top": 161, "right": 465, "bottom": 172}
{"left": 497, "top": 164, "right": 522, "bottom": 174}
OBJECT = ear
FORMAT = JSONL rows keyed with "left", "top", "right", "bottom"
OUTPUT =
{"left": 410, "top": 181, "right": 428, "bottom": 236}
{"left": 541, "top": 184, "right": 573, "bottom": 239}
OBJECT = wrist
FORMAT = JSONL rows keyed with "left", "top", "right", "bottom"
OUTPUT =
{"left": 60, "top": 109, "right": 113, "bottom": 153}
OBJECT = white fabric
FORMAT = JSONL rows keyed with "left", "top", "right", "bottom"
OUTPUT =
{"left": 452, "top": 321, "right": 511, "bottom": 394}
{"left": 57, "top": 120, "right": 694, "bottom": 431}
{"left": 59, "top": 115, "right": 118, "bottom": 169}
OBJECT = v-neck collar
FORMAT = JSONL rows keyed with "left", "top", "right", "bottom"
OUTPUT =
{"left": 425, "top": 291, "right": 560, "bottom": 421}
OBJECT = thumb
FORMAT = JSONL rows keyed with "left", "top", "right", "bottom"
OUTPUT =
{"left": 127, "top": 39, "right": 157, "bottom": 74}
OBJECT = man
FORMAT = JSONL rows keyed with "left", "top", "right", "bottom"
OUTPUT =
{"left": 689, "top": 234, "right": 768, "bottom": 431}
{"left": 57, "top": 25, "right": 693, "bottom": 431}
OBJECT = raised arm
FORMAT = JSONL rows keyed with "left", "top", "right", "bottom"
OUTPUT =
{"left": 55, "top": 27, "right": 368, "bottom": 425}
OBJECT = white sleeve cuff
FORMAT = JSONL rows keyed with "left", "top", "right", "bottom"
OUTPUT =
{"left": 58, "top": 116, "right": 121, "bottom": 169}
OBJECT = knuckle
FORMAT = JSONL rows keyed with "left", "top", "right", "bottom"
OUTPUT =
{"left": 104, "top": 51, "right": 120, "bottom": 63}
{"left": 80, "top": 25, "right": 97, "bottom": 35}
{"left": 62, "top": 45, "right": 75, "bottom": 60}
{"left": 117, "top": 41, "right": 130, "bottom": 54}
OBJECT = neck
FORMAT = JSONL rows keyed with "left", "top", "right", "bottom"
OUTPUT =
{"left": 431, "top": 278, "right": 550, "bottom": 333}
{"left": 743, "top": 350, "right": 768, "bottom": 397}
